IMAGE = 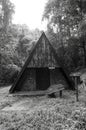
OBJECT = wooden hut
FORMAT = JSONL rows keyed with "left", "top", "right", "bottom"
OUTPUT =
{"left": 9, "top": 32, "right": 73, "bottom": 93}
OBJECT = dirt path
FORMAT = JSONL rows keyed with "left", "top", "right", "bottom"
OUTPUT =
{"left": 0, "top": 86, "right": 48, "bottom": 111}
{"left": 0, "top": 85, "right": 86, "bottom": 111}
{"left": 0, "top": 86, "right": 23, "bottom": 110}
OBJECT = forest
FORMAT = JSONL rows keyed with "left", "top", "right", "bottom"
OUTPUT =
{"left": 0, "top": 0, "right": 86, "bottom": 86}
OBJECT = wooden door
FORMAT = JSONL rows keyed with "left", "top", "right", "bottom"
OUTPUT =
{"left": 36, "top": 68, "right": 50, "bottom": 90}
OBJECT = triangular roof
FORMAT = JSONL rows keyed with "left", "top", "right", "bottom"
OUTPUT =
{"left": 27, "top": 32, "right": 60, "bottom": 67}
{"left": 9, "top": 32, "right": 74, "bottom": 93}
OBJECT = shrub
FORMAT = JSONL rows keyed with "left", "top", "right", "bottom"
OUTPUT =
{"left": 0, "top": 64, "right": 20, "bottom": 85}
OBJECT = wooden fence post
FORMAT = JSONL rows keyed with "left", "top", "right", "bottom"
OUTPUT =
{"left": 75, "top": 76, "right": 79, "bottom": 101}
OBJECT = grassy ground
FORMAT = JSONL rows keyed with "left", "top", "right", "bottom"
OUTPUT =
{"left": 0, "top": 86, "right": 86, "bottom": 129}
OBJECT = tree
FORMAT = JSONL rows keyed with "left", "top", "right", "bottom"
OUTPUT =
{"left": 43, "top": 0, "right": 83, "bottom": 39}
{"left": 0, "top": 0, "right": 14, "bottom": 31}
{"left": 43, "top": 0, "right": 86, "bottom": 70}
{"left": 79, "top": 21, "right": 86, "bottom": 66}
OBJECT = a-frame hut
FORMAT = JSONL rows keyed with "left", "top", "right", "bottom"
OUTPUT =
{"left": 9, "top": 32, "right": 73, "bottom": 93}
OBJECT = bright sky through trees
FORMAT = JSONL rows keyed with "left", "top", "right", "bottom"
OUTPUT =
{"left": 11, "top": 0, "right": 47, "bottom": 30}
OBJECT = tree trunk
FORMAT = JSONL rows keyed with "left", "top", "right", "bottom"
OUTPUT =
{"left": 82, "top": 41, "right": 86, "bottom": 66}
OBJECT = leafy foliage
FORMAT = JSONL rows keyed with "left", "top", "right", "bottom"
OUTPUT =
{"left": 0, "top": 0, "right": 41, "bottom": 84}
{"left": 43, "top": 0, "right": 86, "bottom": 71}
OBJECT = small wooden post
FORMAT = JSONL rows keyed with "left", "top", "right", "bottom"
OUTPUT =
{"left": 60, "top": 90, "right": 62, "bottom": 98}
{"left": 75, "top": 76, "right": 79, "bottom": 101}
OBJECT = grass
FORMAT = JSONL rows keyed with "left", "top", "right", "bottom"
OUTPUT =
{"left": 0, "top": 86, "right": 86, "bottom": 129}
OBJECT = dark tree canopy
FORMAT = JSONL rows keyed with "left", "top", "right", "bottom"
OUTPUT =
{"left": 43, "top": 0, "right": 86, "bottom": 71}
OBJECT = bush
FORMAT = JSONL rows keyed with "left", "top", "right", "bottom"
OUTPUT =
{"left": 0, "top": 64, "right": 20, "bottom": 85}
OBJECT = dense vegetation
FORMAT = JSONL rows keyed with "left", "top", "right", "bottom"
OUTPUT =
{"left": 43, "top": 0, "right": 86, "bottom": 72}
{"left": 0, "top": 0, "right": 86, "bottom": 84}
{"left": 0, "top": 0, "right": 41, "bottom": 85}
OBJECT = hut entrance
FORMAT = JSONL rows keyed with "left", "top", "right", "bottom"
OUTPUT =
{"left": 36, "top": 68, "right": 50, "bottom": 90}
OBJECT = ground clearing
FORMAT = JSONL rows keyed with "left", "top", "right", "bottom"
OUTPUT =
{"left": 0, "top": 85, "right": 86, "bottom": 129}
